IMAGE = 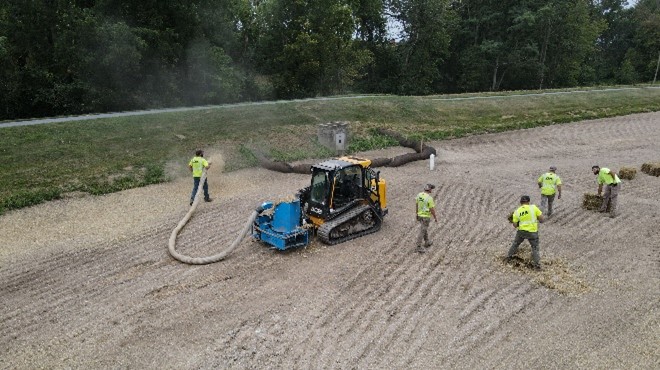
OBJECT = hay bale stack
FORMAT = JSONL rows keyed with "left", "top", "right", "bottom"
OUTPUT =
{"left": 641, "top": 162, "right": 660, "bottom": 177}
{"left": 582, "top": 193, "right": 605, "bottom": 211}
{"left": 618, "top": 166, "right": 636, "bottom": 180}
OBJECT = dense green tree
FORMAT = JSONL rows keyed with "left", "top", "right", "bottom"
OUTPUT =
{"left": 449, "top": 0, "right": 603, "bottom": 91}
{"left": 255, "top": 0, "right": 372, "bottom": 98}
{"left": 91, "top": 0, "right": 249, "bottom": 106}
{"left": 590, "top": 0, "right": 635, "bottom": 83}
{"left": 0, "top": 0, "right": 657, "bottom": 120}
{"left": 449, "top": 0, "right": 514, "bottom": 91}
{"left": 387, "top": 0, "right": 456, "bottom": 94}
{"left": 349, "top": 0, "right": 401, "bottom": 93}
{"left": 629, "top": 0, "right": 660, "bottom": 81}
{"left": 538, "top": 0, "right": 604, "bottom": 88}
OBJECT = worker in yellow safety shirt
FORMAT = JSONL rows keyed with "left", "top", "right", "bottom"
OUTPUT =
{"left": 507, "top": 195, "right": 545, "bottom": 270}
{"left": 189, "top": 149, "right": 212, "bottom": 206}
{"left": 592, "top": 165, "right": 621, "bottom": 218}
{"left": 415, "top": 183, "right": 438, "bottom": 254}
{"left": 537, "top": 166, "right": 562, "bottom": 217}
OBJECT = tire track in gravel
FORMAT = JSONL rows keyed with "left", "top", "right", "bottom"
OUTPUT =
{"left": 0, "top": 230, "right": 170, "bottom": 346}
{"left": 174, "top": 205, "right": 248, "bottom": 246}
{"left": 354, "top": 187, "right": 530, "bottom": 367}
{"left": 518, "top": 292, "right": 660, "bottom": 370}
{"left": 1, "top": 237, "right": 149, "bottom": 341}
{"left": 0, "top": 202, "right": 269, "bottom": 357}
{"left": 292, "top": 188, "right": 436, "bottom": 366}
{"left": 290, "top": 182, "right": 526, "bottom": 367}
{"left": 3, "top": 112, "right": 659, "bottom": 369}
{"left": 623, "top": 176, "right": 660, "bottom": 202}
{"left": 447, "top": 282, "right": 549, "bottom": 359}
{"left": 356, "top": 256, "right": 451, "bottom": 368}
{"left": 305, "top": 230, "right": 416, "bottom": 367}
{"left": 444, "top": 289, "right": 553, "bottom": 368}
{"left": 347, "top": 249, "right": 449, "bottom": 367}
{"left": 391, "top": 174, "right": 582, "bottom": 366}
{"left": 1, "top": 220, "right": 168, "bottom": 289}
{"left": 175, "top": 115, "right": 656, "bottom": 364}
{"left": 444, "top": 113, "right": 660, "bottom": 167}
{"left": 3, "top": 254, "right": 245, "bottom": 365}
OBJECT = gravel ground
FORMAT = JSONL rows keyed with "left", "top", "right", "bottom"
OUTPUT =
{"left": 1, "top": 112, "right": 659, "bottom": 369}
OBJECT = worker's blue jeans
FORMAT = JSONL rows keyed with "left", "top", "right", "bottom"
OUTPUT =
{"left": 191, "top": 177, "right": 210, "bottom": 201}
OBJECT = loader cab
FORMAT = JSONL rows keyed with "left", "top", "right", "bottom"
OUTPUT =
{"left": 305, "top": 157, "right": 385, "bottom": 224}
{"left": 308, "top": 160, "right": 363, "bottom": 220}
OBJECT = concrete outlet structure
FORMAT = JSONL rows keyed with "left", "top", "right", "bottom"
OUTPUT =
{"left": 318, "top": 121, "right": 350, "bottom": 155}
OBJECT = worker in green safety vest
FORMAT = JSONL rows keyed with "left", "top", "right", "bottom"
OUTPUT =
{"left": 537, "top": 166, "right": 562, "bottom": 217}
{"left": 507, "top": 195, "right": 545, "bottom": 270}
{"left": 189, "top": 149, "right": 213, "bottom": 206}
{"left": 592, "top": 165, "right": 621, "bottom": 218}
{"left": 415, "top": 183, "right": 438, "bottom": 254}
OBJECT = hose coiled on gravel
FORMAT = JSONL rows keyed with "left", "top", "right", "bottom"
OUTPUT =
{"left": 168, "top": 172, "right": 258, "bottom": 264}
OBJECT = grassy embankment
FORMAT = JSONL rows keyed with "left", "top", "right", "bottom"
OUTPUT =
{"left": 1, "top": 86, "right": 659, "bottom": 214}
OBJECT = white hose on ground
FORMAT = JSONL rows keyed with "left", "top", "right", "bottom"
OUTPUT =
{"left": 168, "top": 171, "right": 258, "bottom": 265}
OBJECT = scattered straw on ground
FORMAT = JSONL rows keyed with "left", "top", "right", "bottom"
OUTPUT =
{"left": 496, "top": 248, "right": 590, "bottom": 296}
{"left": 641, "top": 162, "right": 660, "bottom": 177}
{"left": 618, "top": 167, "right": 636, "bottom": 180}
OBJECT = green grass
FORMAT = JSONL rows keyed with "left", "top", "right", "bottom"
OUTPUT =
{"left": 1, "top": 86, "right": 660, "bottom": 214}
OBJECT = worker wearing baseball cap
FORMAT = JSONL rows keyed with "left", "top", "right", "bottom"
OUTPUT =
{"left": 592, "top": 165, "right": 621, "bottom": 218}
{"left": 415, "top": 183, "right": 438, "bottom": 253}
{"left": 507, "top": 195, "right": 545, "bottom": 270}
{"left": 537, "top": 166, "right": 562, "bottom": 217}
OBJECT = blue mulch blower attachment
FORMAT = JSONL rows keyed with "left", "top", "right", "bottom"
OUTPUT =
{"left": 253, "top": 198, "right": 310, "bottom": 250}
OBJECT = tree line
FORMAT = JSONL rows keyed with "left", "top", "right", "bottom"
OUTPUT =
{"left": 0, "top": 0, "right": 658, "bottom": 120}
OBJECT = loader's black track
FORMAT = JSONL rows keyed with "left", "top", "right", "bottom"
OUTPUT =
{"left": 318, "top": 204, "right": 382, "bottom": 245}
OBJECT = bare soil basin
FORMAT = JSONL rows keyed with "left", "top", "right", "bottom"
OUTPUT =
{"left": 1, "top": 113, "right": 659, "bottom": 369}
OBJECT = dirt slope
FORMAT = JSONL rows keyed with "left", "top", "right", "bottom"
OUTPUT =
{"left": 1, "top": 113, "right": 659, "bottom": 369}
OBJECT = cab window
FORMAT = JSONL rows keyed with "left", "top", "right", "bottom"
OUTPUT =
{"left": 310, "top": 171, "right": 329, "bottom": 204}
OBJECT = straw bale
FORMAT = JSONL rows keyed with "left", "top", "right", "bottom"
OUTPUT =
{"left": 618, "top": 167, "right": 636, "bottom": 180}
{"left": 582, "top": 193, "right": 608, "bottom": 211}
{"left": 641, "top": 162, "right": 660, "bottom": 177}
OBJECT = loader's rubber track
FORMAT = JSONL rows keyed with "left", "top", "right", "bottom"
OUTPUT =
{"left": 318, "top": 204, "right": 382, "bottom": 245}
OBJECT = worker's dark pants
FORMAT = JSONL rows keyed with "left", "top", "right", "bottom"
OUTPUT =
{"left": 540, "top": 194, "right": 555, "bottom": 216}
{"left": 600, "top": 183, "right": 620, "bottom": 217}
{"left": 508, "top": 230, "right": 540, "bottom": 266}
{"left": 191, "top": 177, "right": 210, "bottom": 201}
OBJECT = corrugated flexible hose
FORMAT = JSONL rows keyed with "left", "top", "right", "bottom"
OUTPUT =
{"left": 168, "top": 171, "right": 258, "bottom": 264}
